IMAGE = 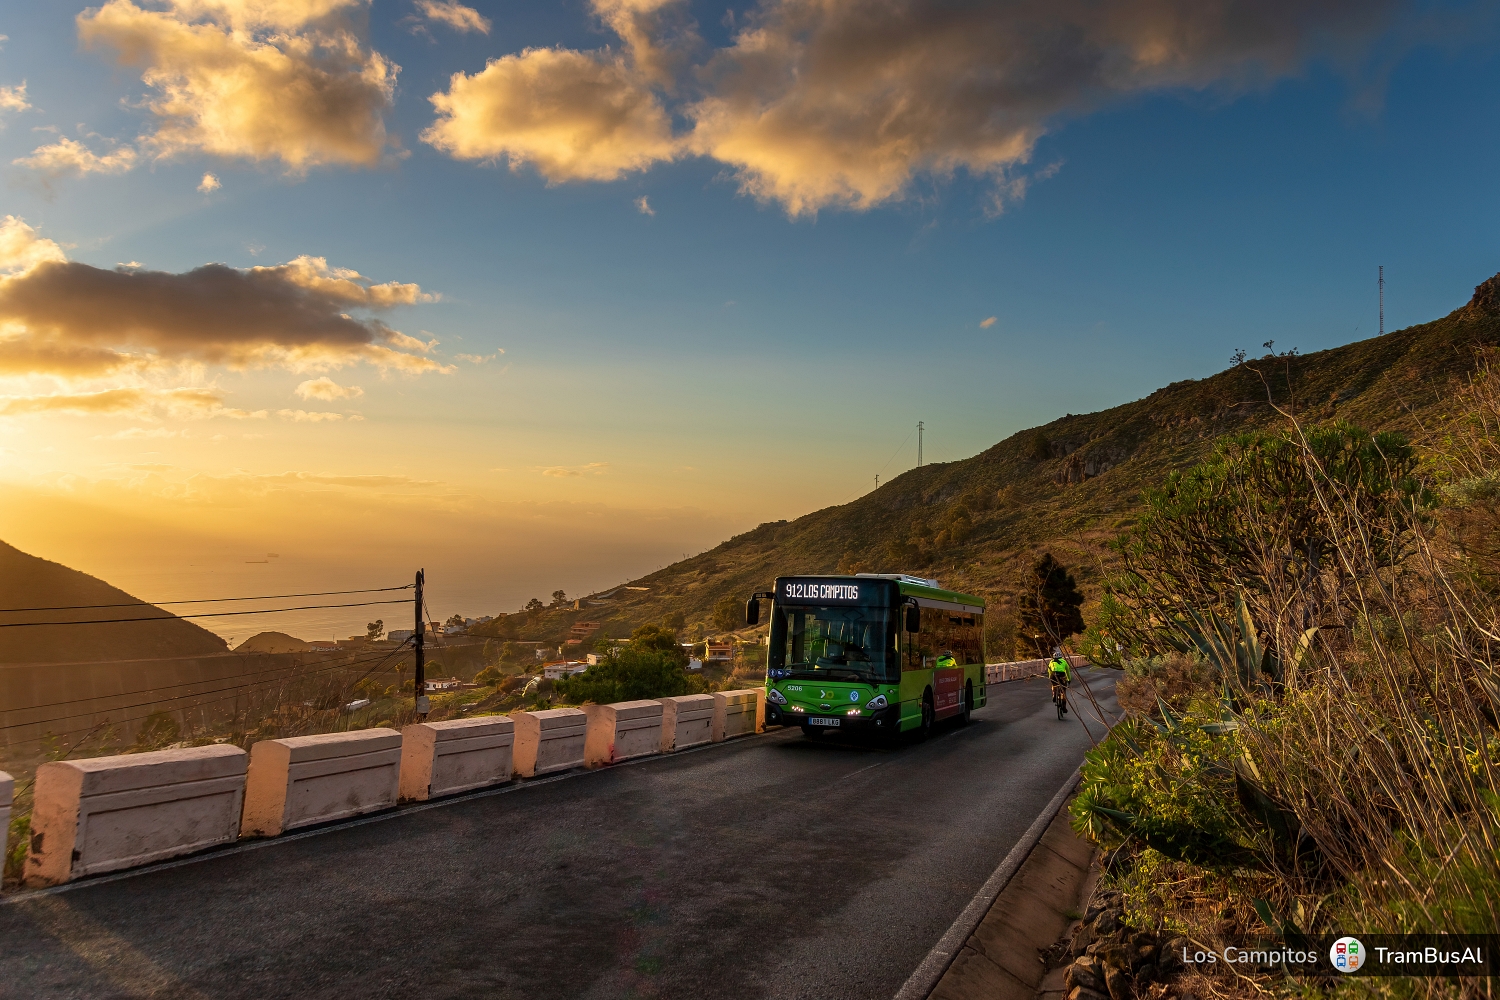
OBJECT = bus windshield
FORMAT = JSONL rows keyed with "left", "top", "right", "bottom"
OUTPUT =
{"left": 769, "top": 605, "right": 897, "bottom": 684}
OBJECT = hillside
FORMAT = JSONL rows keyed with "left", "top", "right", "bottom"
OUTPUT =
{"left": 480, "top": 274, "right": 1500, "bottom": 657}
{"left": 0, "top": 540, "right": 229, "bottom": 664}
{"left": 234, "top": 632, "right": 314, "bottom": 654}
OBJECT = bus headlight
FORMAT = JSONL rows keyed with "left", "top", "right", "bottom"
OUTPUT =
{"left": 865, "top": 694, "right": 888, "bottom": 711}
{"left": 766, "top": 688, "right": 787, "bottom": 705}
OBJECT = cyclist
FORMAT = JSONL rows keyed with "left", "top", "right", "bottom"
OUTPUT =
{"left": 1048, "top": 648, "right": 1071, "bottom": 717}
{"left": 935, "top": 650, "right": 957, "bottom": 670}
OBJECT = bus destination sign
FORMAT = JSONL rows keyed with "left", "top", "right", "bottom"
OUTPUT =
{"left": 783, "top": 581, "right": 860, "bottom": 601}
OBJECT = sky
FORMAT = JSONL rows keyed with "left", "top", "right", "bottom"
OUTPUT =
{"left": 0, "top": 0, "right": 1497, "bottom": 642}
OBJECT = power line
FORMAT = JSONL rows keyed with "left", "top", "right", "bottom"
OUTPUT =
{"left": 2, "top": 643, "right": 414, "bottom": 717}
{"left": 0, "top": 598, "right": 415, "bottom": 629}
{"left": 1, "top": 642, "right": 414, "bottom": 735}
{"left": 0, "top": 584, "right": 414, "bottom": 614}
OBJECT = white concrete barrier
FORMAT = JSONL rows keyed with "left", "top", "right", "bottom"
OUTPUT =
{"left": 24, "top": 745, "right": 247, "bottom": 887}
{"left": 399, "top": 716, "right": 514, "bottom": 802}
{"left": 240, "top": 729, "right": 401, "bottom": 838}
{"left": 512, "top": 708, "right": 587, "bottom": 778}
{"left": 658, "top": 694, "right": 714, "bottom": 751}
{"left": 985, "top": 655, "right": 1088, "bottom": 684}
{"left": 712, "top": 689, "right": 760, "bottom": 742}
{"left": 0, "top": 770, "right": 13, "bottom": 844}
{"left": 583, "top": 700, "right": 663, "bottom": 766}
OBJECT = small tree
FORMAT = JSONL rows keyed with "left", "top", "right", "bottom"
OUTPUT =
{"left": 1015, "top": 553, "right": 1085, "bottom": 657}
{"left": 629, "top": 622, "right": 688, "bottom": 667}
{"left": 366, "top": 619, "right": 384, "bottom": 641}
{"left": 711, "top": 594, "right": 742, "bottom": 633}
{"left": 444, "top": 613, "right": 466, "bottom": 631}
{"left": 551, "top": 589, "right": 568, "bottom": 607}
{"left": 524, "top": 597, "right": 545, "bottom": 615}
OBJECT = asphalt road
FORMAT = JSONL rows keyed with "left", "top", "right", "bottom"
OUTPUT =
{"left": 2, "top": 669, "right": 1118, "bottom": 1000}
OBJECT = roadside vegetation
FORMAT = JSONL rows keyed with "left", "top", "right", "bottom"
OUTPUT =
{"left": 1067, "top": 354, "right": 1500, "bottom": 998}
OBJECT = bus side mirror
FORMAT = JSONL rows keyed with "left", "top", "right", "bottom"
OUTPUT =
{"left": 906, "top": 606, "right": 920, "bottom": 632}
{"left": 745, "top": 598, "right": 760, "bottom": 627}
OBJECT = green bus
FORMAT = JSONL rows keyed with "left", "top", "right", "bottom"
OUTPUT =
{"left": 746, "top": 574, "right": 987, "bottom": 740}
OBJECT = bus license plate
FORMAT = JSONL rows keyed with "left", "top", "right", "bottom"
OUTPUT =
{"left": 808, "top": 717, "right": 840, "bottom": 727}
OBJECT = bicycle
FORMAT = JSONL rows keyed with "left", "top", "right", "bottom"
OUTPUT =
{"left": 1050, "top": 674, "right": 1069, "bottom": 719}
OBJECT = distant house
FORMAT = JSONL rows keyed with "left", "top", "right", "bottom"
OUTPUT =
{"left": 424, "top": 677, "right": 464, "bottom": 692}
{"left": 705, "top": 642, "right": 734, "bottom": 662}
{"left": 569, "top": 621, "right": 600, "bottom": 636}
{"left": 387, "top": 629, "right": 415, "bottom": 643}
{"left": 543, "top": 662, "right": 588, "bottom": 681}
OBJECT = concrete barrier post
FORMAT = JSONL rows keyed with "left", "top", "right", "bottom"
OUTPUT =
{"left": 399, "top": 716, "right": 515, "bottom": 802}
{"left": 25, "top": 745, "right": 247, "bottom": 887}
{"left": 240, "top": 729, "right": 401, "bottom": 838}
{"left": 0, "top": 770, "right": 12, "bottom": 842}
{"left": 583, "top": 700, "right": 664, "bottom": 766}
{"left": 658, "top": 694, "right": 714, "bottom": 751}
{"left": 712, "top": 689, "right": 759, "bottom": 742}
{"left": 511, "top": 708, "right": 587, "bottom": 777}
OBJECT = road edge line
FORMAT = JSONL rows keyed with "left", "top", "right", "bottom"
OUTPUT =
{"left": 892, "top": 763, "right": 1082, "bottom": 1000}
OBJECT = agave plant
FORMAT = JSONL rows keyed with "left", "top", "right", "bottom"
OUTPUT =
{"left": 1172, "top": 592, "right": 1316, "bottom": 693}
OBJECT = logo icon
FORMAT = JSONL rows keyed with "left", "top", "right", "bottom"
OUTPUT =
{"left": 1330, "top": 937, "right": 1364, "bottom": 973}
{"left": 850, "top": 690, "right": 860, "bottom": 702}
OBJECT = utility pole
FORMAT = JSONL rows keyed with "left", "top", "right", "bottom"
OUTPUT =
{"left": 414, "top": 568, "right": 428, "bottom": 718}
{"left": 1379, "top": 265, "right": 1385, "bottom": 336}
{"left": 917, "top": 421, "right": 924, "bottom": 468}
{"left": 874, "top": 474, "right": 879, "bottom": 490}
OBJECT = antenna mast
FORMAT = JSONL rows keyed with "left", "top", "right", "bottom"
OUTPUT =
{"left": 1379, "top": 265, "right": 1384, "bottom": 336}
{"left": 917, "top": 421, "right": 924, "bottom": 468}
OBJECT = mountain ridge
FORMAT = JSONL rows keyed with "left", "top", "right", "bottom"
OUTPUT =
{"left": 482, "top": 273, "right": 1500, "bottom": 657}
{"left": 0, "top": 540, "right": 229, "bottom": 664}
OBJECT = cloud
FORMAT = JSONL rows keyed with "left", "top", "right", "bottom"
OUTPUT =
{"left": 0, "top": 386, "right": 266, "bottom": 419}
{"left": 0, "top": 83, "right": 29, "bottom": 113}
{"left": 0, "top": 216, "right": 68, "bottom": 274}
{"left": 276, "top": 408, "right": 350, "bottom": 421}
{"left": 295, "top": 375, "right": 363, "bottom": 400}
{"left": 416, "top": 1, "right": 491, "bottom": 34}
{"left": 635, "top": 195, "right": 654, "bottom": 215}
{"left": 14, "top": 137, "right": 138, "bottom": 178}
{"left": 0, "top": 230, "right": 450, "bottom": 378}
{"left": 258, "top": 471, "right": 437, "bottom": 487}
{"left": 95, "top": 426, "right": 182, "bottom": 439}
{"left": 422, "top": 46, "right": 680, "bottom": 182}
{"left": 198, "top": 171, "right": 220, "bottom": 192}
{"left": 77, "top": 0, "right": 400, "bottom": 171}
{"left": 540, "top": 462, "right": 609, "bottom": 477}
{"left": 979, "top": 316, "right": 996, "bottom": 329}
{"left": 454, "top": 351, "right": 500, "bottom": 364}
{"left": 425, "top": 0, "right": 1393, "bottom": 216}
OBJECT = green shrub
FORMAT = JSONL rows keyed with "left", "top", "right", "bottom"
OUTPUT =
{"left": 556, "top": 645, "right": 704, "bottom": 704}
{"left": 1071, "top": 710, "right": 1256, "bottom": 870}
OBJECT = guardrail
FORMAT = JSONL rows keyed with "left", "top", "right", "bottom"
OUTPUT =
{"left": 583, "top": 700, "right": 663, "bottom": 766}
{"left": 25, "top": 745, "right": 247, "bottom": 887}
{"left": 659, "top": 694, "right": 714, "bottom": 751}
{"left": 400, "top": 717, "right": 514, "bottom": 802}
{"left": 985, "top": 654, "right": 1088, "bottom": 685}
{"left": 241, "top": 730, "right": 402, "bottom": 838}
{"left": 18, "top": 668, "right": 1055, "bottom": 887}
{"left": 512, "top": 708, "right": 588, "bottom": 778}
{"left": 1, "top": 771, "right": 11, "bottom": 838}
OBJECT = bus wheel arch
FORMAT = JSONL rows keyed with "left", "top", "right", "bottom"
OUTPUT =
{"left": 961, "top": 680, "right": 973, "bottom": 724}
{"left": 919, "top": 688, "right": 935, "bottom": 740}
